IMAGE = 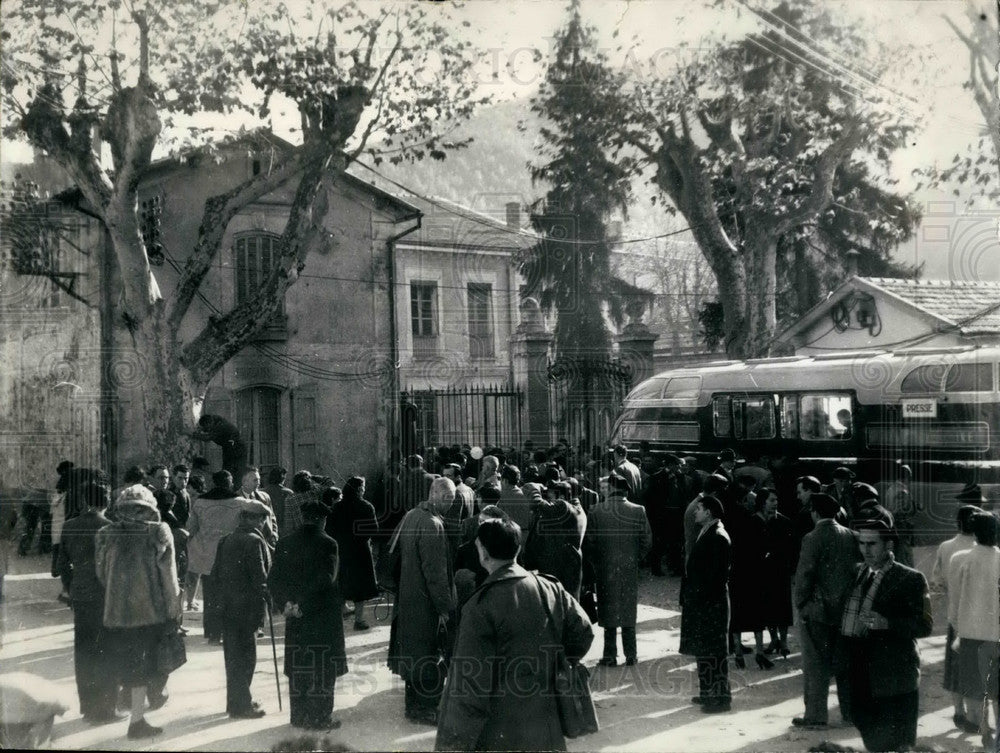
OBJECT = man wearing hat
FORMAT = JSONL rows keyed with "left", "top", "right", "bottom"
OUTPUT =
{"left": 713, "top": 449, "right": 737, "bottom": 485}
{"left": 642, "top": 454, "right": 688, "bottom": 576}
{"left": 791, "top": 493, "right": 860, "bottom": 730}
{"left": 210, "top": 499, "right": 272, "bottom": 719}
{"left": 825, "top": 467, "right": 857, "bottom": 521}
{"left": 840, "top": 517, "right": 932, "bottom": 751}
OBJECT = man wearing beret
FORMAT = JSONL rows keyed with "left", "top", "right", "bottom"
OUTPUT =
{"left": 791, "top": 493, "right": 860, "bottom": 730}
{"left": 211, "top": 499, "right": 272, "bottom": 718}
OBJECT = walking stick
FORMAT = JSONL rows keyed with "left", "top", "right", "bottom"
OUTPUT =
{"left": 267, "top": 607, "right": 283, "bottom": 711}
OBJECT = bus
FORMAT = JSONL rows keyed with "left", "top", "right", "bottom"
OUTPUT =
{"left": 609, "top": 344, "right": 1000, "bottom": 532}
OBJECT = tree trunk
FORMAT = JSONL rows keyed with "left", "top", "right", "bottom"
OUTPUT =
{"left": 742, "top": 229, "right": 778, "bottom": 358}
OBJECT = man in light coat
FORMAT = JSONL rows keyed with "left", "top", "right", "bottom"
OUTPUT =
{"left": 585, "top": 473, "right": 651, "bottom": 666}
{"left": 436, "top": 518, "right": 593, "bottom": 752}
{"left": 611, "top": 444, "right": 641, "bottom": 499}
{"left": 791, "top": 492, "right": 860, "bottom": 729}
{"left": 388, "top": 476, "right": 457, "bottom": 725}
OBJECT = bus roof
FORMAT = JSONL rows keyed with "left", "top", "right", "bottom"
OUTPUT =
{"left": 628, "top": 344, "right": 1000, "bottom": 405}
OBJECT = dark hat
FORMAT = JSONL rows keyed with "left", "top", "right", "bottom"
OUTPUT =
{"left": 955, "top": 483, "right": 987, "bottom": 503}
{"left": 718, "top": 448, "right": 736, "bottom": 462}
{"left": 810, "top": 493, "right": 842, "bottom": 518}
{"left": 832, "top": 466, "right": 856, "bottom": 480}
{"left": 663, "top": 453, "right": 682, "bottom": 466}
{"left": 852, "top": 482, "right": 879, "bottom": 503}
{"left": 300, "top": 498, "right": 330, "bottom": 519}
{"left": 855, "top": 503, "right": 895, "bottom": 530}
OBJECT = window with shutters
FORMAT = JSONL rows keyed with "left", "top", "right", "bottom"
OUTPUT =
{"left": 234, "top": 386, "right": 282, "bottom": 475}
{"left": 234, "top": 233, "right": 286, "bottom": 339}
{"left": 292, "top": 389, "right": 317, "bottom": 472}
{"left": 467, "top": 283, "right": 495, "bottom": 359}
{"left": 410, "top": 282, "right": 438, "bottom": 358}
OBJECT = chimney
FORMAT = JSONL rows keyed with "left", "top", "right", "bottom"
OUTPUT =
{"left": 505, "top": 201, "right": 521, "bottom": 229}
{"left": 845, "top": 249, "right": 860, "bottom": 278}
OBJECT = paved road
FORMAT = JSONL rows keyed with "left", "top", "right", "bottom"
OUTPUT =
{"left": 0, "top": 547, "right": 988, "bottom": 752}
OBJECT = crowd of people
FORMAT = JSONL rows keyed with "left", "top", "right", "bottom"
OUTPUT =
{"left": 4, "top": 442, "right": 999, "bottom": 752}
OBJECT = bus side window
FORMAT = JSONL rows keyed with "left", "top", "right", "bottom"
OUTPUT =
{"left": 733, "top": 397, "right": 775, "bottom": 439}
{"left": 800, "top": 393, "right": 852, "bottom": 440}
{"left": 901, "top": 364, "right": 947, "bottom": 393}
{"left": 944, "top": 363, "right": 993, "bottom": 392}
{"left": 713, "top": 396, "right": 732, "bottom": 437}
{"left": 781, "top": 395, "right": 799, "bottom": 438}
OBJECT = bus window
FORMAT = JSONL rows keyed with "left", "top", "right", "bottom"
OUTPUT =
{"left": 780, "top": 395, "right": 799, "bottom": 438}
{"left": 713, "top": 396, "right": 732, "bottom": 437}
{"left": 944, "top": 363, "right": 993, "bottom": 392}
{"left": 627, "top": 378, "right": 666, "bottom": 400}
{"left": 733, "top": 397, "right": 775, "bottom": 439}
{"left": 800, "top": 394, "right": 852, "bottom": 440}
{"left": 900, "top": 364, "right": 947, "bottom": 393}
{"left": 665, "top": 376, "right": 702, "bottom": 399}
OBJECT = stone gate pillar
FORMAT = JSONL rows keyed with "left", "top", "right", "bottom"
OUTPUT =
{"left": 510, "top": 298, "right": 554, "bottom": 448}
{"left": 616, "top": 320, "right": 659, "bottom": 387}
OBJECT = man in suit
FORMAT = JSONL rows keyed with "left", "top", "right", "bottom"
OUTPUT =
{"left": 840, "top": 519, "right": 933, "bottom": 751}
{"left": 211, "top": 499, "right": 272, "bottom": 719}
{"left": 611, "top": 444, "right": 642, "bottom": 499}
{"left": 261, "top": 467, "right": 293, "bottom": 534}
{"left": 679, "top": 494, "right": 732, "bottom": 713}
{"left": 239, "top": 467, "right": 278, "bottom": 549}
{"left": 792, "top": 493, "right": 860, "bottom": 729}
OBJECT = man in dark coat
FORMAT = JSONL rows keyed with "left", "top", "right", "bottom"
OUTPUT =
{"left": 436, "top": 518, "right": 594, "bottom": 752}
{"left": 522, "top": 481, "right": 585, "bottom": 599}
{"left": 57, "top": 477, "right": 121, "bottom": 724}
{"left": 400, "top": 455, "right": 438, "bottom": 513}
{"left": 388, "top": 477, "right": 457, "bottom": 725}
{"left": 825, "top": 466, "right": 858, "bottom": 522}
{"left": 792, "top": 493, "right": 861, "bottom": 729}
{"left": 585, "top": 473, "right": 651, "bottom": 666}
{"left": 192, "top": 415, "right": 247, "bottom": 480}
{"left": 680, "top": 494, "right": 732, "bottom": 713}
{"left": 328, "top": 477, "right": 379, "bottom": 631}
{"left": 167, "top": 465, "right": 192, "bottom": 528}
{"left": 839, "top": 520, "right": 933, "bottom": 751}
{"left": 238, "top": 467, "right": 278, "bottom": 550}
{"left": 643, "top": 454, "right": 689, "bottom": 576}
{"left": 268, "top": 498, "right": 347, "bottom": 730}
{"left": 211, "top": 499, "right": 271, "bottom": 718}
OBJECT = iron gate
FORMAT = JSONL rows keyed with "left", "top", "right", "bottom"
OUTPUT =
{"left": 401, "top": 384, "right": 524, "bottom": 453}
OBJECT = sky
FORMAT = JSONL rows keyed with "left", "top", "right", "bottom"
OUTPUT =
{"left": 2, "top": 0, "right": 996, "bottom": 280}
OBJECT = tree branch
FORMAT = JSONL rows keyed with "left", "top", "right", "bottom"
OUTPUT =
{"left": 181, "top": 151, "right": 336, "bottom": 383}
{"left": 167, "top": 149, "right": 305, "bottom": 330}
{"left": 772, "top": 119, "right": 865, "bottom": 237}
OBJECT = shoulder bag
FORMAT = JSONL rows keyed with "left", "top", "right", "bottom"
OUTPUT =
{"left": 534, "top": 575, "right": 599, "bottom": 738}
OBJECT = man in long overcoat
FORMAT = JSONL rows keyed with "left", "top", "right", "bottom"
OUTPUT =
{"left": 679, "top": 494, "right": 732, "bottom": 712}
{"left": 585, "top": 473, "right": 651, "bottom": 666}
{"left": 388, "top": 477, "right": 457, "bottom": 725}
{"left": 267, "top": 498, "right": 347, "bottom": 730}
{"left": 792, "top": 492, "right": 860, "bottom": 729}
{"left": 436, "top": 518, "right": 594, "bottom": 752}
{"left": 211, "top": 499, "right": 271, "bottom": 718}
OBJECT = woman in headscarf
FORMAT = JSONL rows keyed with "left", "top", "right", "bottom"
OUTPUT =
{"left": 95, "top": 484, "right": 180, "bottom": 740}
{"left": 327, "top": 477, "right": 379, "bottom": 631}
